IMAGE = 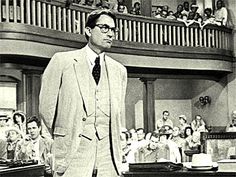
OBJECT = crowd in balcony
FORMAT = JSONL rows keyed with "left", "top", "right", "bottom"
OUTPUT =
{"left": 153, "top": 0, "right": 228, "bottom": 29}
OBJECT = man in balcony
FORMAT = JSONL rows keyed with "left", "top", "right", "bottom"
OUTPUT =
{"left": 39, "top": 9, "right": 127, "bottom": 177}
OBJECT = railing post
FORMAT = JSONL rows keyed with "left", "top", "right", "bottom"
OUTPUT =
{"left": 20, "top": 0, "right": 24, "bottom": 23}
{"left": 0, "top": 0, "right": 2, "bottom": 23}
{"left": 5, "top": 0, "right": 10, "bottom": 22}
{"left": 47, "top": 4, "right": 52, "bottom": 29}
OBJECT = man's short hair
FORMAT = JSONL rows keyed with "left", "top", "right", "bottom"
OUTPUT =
{"left": 136, "top": 127, "right": 145, "bottom": 133}
{"left": 150, "top": 132, "right": 159, "bottom": 139}
{"left": 27, "top": 116, "right": 41, "bottom": 128}
{"left": 162, "top": 110, "right": 169, "bottom": 115}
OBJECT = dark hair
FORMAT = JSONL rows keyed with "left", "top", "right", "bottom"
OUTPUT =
{"left": 134, "top": 2, "right": 140, "bottom": 7}
{"left": 204, "top": 8, "right": 212, "bottom": 14}
{"left": 184, "top": 126, "right": 193, "bottom": 138}
{"left": 13, "top": 113, "right": 25, "bottom": 124}
{"left": 150, "top": 132, "right": 159, "bottom": 139}
{"left": 162, "top": 110, "right": 169, "bottom": 115}
{"left": 27, "top": 116, "right": 41, "bottom": 128}
{"left": 85, "top": 9, "right": 117, "bottom": 40}
{"left": 136, "top": 127, "right": 145, "bottom": 133}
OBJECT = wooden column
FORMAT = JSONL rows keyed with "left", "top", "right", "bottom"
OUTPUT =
{"left": 140, "top": 78, "right": 156, "bottom": 133}
{"left": 23, "top": 70, "right": 42, "bottom": 118}
{"left": 140, "top": 0, "right": 152, "bottom": 17}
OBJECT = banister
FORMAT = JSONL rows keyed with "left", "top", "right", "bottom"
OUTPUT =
{"left": 0, "top": 0, "right": 233, "bottom": 53}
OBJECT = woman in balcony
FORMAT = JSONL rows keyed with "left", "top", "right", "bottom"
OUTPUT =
{"left": 112, "top": 0, "right": 128, "bottom": 14}
{"left": 214, "top": 0, "right": 228, "bottom": 26}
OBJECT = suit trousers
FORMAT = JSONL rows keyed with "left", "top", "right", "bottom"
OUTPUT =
{"left": 63, "top": 125, "right": 119, "bottom": 177}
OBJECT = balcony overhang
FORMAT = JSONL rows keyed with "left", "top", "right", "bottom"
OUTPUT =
{"left": 0, "top": 22, "right": 234, "bottom": 75}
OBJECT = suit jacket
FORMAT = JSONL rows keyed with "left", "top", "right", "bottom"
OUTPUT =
{"left": 39, "top": 47, "right": 127, "bottom": 176}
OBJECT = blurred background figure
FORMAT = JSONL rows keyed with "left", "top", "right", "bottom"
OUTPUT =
{"left": 156, "top": 110, "right": 173, "bottom": 130}
{"left": 113, "top": 0, "right": 128, "bottom": 14}
{"left": 0, "top": 113, "right": 10, "bottom": 140}
{"left": 178, "top": 115, "right": 189, "bottom": 137}
{"left": 191, "top": 115, "right": 206, "bottom": 132}
{"left": 96, "top": 0, "right": 110, "bottom": 9}
{"left": 182, "top": 1, "right": 190, "bottom": 16}
{"left": 130, "top": 2, "right": 141, "bottom": 15}
{"left": 226, "top": 110, "right": 236, "bottom": 132}
{"left": 214, "top": 0, "right": 228, "bottom": 26}
{"left": 5, "top": 127, "right": 23, "bottom": 160}
{"left": 12, "top": 111, "right": 26, "bottom": 135}
{"left": 83, "top": 0, "right": 95, "bottom": 7}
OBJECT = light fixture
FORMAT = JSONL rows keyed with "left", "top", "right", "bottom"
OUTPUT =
{"left": 199, "top": 96, "right": 211, "bottom": 105}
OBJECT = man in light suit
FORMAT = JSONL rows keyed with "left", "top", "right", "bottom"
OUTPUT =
{"left": 39, "top": 9, "right": 127, "bottom": 177}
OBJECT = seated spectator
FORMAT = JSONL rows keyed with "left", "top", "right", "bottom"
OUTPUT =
{"left": 96, "top": 0, "right": 110, "bottom": 9}
{"left": 83, "top": 0, "right": 95, "bottom": 7}
{"left": 202, "top": 8, "right": 221, "bottom": 28}
{"left": 135, "top": 132, "right": 160, "bottom": 163}
{"left": 174, "top": 4, "right": 183, "bottom": 19}
{"left": 162, "top": 5, "right": 169, "bottom": 12}
{"left": 65, "top": 0, "right": 81, "bottom": 8}
{"left": 188, "top": 3, "right": 201, "bottom": 21}
{"left": 226, "top": 110, "right": 236, "bottom": 132}
{"left": 155, "top": 6, "right": 163, "bottom": 18}
{"left": 182, "top": 1, "right": 190, "bottom": 16}
{"left": 160, "top": 10, "right": 168, "bottom": 19}
{"left": 12, "top": 111, "right": 26, "bottom": 135}
{"left": 113, "top": 0, "right": 128, "bottom": 14}
{"left": 171, "top": 126, "right": 187, "bottom": 162}
{"left": 167, "top": 11, "right": 176, "bottom": 20}
{"left": 136, "top": 128, "right": 148, "bottom": 147}
{"left": 157, "top": 128, "right": 181, "bottom": 163}
{"left": 186, "top": 131, "right": 201, "bottom": 151}
{"left": 5, "top": 127, "right": 23, "bottom": 160}
{"left": 178, "top": 115, "right": 190, "bottom": 137}
{"left": 16, "top": 116, "right": 53, "bottom": 176}
{"left": 184, "top": 126, "right": 193, "bottom": 145}
{"left": 156, "top": 110, "right": 173, "bottom": 130}
{"left": 191, "top": 115, "right": 206, "bottom": 132}
{"left": 130, "top": 2, "right": 141, "bottom": 15}
{"left": 214, "top": 0, "right": 228, "bottom": 26}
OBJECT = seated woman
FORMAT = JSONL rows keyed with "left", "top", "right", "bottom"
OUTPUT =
{"left": 191, "top": 115, "right": 206, "bottom": 132}
{"left": 5, "top": 127, "right": 23, "bottom": 160}
{"left": 12, "top": 111, "right": 26, "bottom": 135}
{"left": 226, "top": 110, "right": 236, "bottom": 132}
{"left": 112, "top": 0, "right": 128, "bottom": 14}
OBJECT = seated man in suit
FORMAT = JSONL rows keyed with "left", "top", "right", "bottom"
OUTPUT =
{"left": 16, "top": 116, "right": 53, "bottom": 177}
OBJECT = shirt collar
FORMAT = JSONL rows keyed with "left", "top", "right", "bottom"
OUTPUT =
{"left": 85, "top": 45, "right": 105, "bottom": 65}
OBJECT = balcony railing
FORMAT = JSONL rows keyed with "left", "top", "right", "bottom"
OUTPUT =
{"left": 0, "top": 0, "right": 233, "bottom": 51}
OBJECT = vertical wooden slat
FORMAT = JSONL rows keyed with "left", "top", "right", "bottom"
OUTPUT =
{"left": 164, "top": 25, "right": 167, "bottom": 44}
{"left": 133, "top": 21, "right": 136, "bottom": 42}
{"left": 76, "top": 11, "right": 81, "bottom": 34}
{"left": 37, "top": 1, "right": 41, "bottom": 27}
{"left": 190, "top": 28, "right": 194, "bottom": 46}
{"left": 57, "top": 7, "right": 61, "bottom": 31}
{"left": 67, "top": 9, "right": 71, "bottom": 33}
{"left": 160, "top": 24, "right": 163, "bottom": 44}
{"left": 118, "top": 19, "right": 122, "bottom": 40}
{"left": 72, "top": 10, "right": 76, "bottom": 33}
{"left": 142, "top": 22, "right": 145, "bottom": 43}
{"left": 215, "top": 30, "right": 219, "bottom": 48}
{"left": 150, "top": 23, "right": 154, "bottom": 43}
{"left": 208, "top": 29, "right": 211, "bottom": 48}
{"left": 5, "top": 0, "right": 10, "bottom": 22}
{"left": 222, "top": 32, "right": 226, "bottom": 49}
{"left": 128, "top": 20, "right": 132, "bottom": 41}
{"left": 47, "top": 4, "right": 52, "bottom": 29}
{"left": 195, "top": 28, "right": 198, "bottom": 46}
{"left": 212, "top": 29, "right": 215, "bottom": 48}
{"left": 42, "top": 3, "right": 46, "bottom": 28}
{"left": 13, "top": 0, "right": 17, "bottom": 22}
{"left": 173, "top": 26, "right": 176, "bottom": 45}
{"left": 62, "top": 8, "right": 66, "bottom": 32}
{"left": 186, "top": 27, "right": 189, "bottom": 46}
{"left": 168, "top": 25, "right": 171, "bottom": 45}
{"left": 52, "top": 6, "right": 56, "bottom": 30}
{"left": 203, "top": 28, "right": 207, "bottom": 47}
{"left": 155, "top": 24, "right": 159, "bottom": 44}
{"left": 0, "top": 0, "right": 2, "bottom": 22}
{"left": 181, "top": 26, "right": 185, "bottom": 46}
{"left": 81, "top": 12, "right": 86, "bottom": 34}
{"left": 32, "top": 0, "right": 36, "bottom": 25}
{"left": 146, "top": 23, "right": 150, "bottom": 43}
{"left": 137, "top": 21, "right": 141, "bottom": 43}
{"left": 219, "top": 31, "right": 222, "bottom": 49}
{"left": 124, "top": 19, "right": 128, "bottom": 41}
{"left": 199, "top": 29, "right": 202, "bottom": 47}
{"left": 26, "top": 0, "right": 31, "bottom": 24}
{"left": 177, "top": 26, "right": 181, "bottom": 46}
{"left": 20, "top": 0, "right": 24, "bottom": 23}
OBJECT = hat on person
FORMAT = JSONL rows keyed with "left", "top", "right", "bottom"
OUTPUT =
{"left": 5, "top": 126, "right": 23, "bottom": 138}
{"left": 179, "top": 115, "right": 187, "bottom": 121}
{"left": 191, "top": 153, "right": 213, "bottom": 168}
{"left": 12, "top": 111, "right": 26, "bottom": 123}
{"left": 191, "top": 4, "right": 199, "bottom": 8}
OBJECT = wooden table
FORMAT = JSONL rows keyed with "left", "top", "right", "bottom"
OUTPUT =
{"left": 0, "top": 164, "right": 44, "bottom": 177}
{"left": 122, "top": 169, "right": 236, "bottom": 177}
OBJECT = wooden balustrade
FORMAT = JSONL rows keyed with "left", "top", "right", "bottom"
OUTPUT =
{"left": 0, "top": 0, "right": 233, "bottom": 51}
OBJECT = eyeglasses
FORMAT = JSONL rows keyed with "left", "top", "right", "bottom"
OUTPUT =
{"left": 95, "top": 24, "right": 119, "bottom": 34}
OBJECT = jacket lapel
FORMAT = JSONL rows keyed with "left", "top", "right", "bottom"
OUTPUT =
{"left": 73, "top": 48, "right": 92, "bottom": 116}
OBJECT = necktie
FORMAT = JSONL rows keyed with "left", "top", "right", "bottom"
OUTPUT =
{"left": 92, "top": 56, "right": 101, "bottom": 85}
